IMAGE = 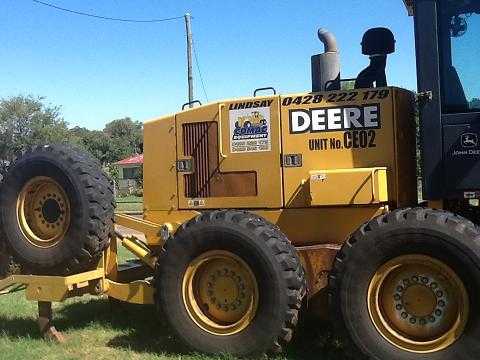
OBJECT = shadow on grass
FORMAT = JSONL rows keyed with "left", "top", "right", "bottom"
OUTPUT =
{"left": 0, "top": 316, "right": 42, "bottom": 339}
{"left": 0, "top": 297, "right": 355, "bottom": 359}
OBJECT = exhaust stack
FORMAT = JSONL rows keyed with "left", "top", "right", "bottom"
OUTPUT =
{"left": 311, "top": 28, "right": 341, "bottom": 92}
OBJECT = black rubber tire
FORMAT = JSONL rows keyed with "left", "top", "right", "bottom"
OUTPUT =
{"left": 329, "top": 207, "right": 480, "bottom": 360}
{"left": 0, "top": 144, "right": 115, "bottom": 274}
{"left": 155, "top": 210, "right": 307, "bottom": 357}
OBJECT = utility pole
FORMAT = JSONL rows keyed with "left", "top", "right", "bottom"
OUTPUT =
{"left": 185, "top": 13, "right": 194, "bottom": 107}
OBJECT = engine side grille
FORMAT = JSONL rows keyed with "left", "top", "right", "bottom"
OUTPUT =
{"left": 183, "top": 122, "right": 215, "bottom": 198}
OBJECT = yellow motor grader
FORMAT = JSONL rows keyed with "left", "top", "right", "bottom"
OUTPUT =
{"left": 1, "top": 1, "right": 480, "bottom": 359}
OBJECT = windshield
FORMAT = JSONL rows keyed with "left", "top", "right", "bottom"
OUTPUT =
{"left": 439, "top": 0, "right": 480, "bottom": 113}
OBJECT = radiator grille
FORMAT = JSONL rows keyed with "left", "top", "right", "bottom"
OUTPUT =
{"left": 183, "top": 122, "right": 215, "bottom": 198}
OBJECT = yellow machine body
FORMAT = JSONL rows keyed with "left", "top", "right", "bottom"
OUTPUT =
{"left": 142, "top": 87, "right": 417, "bottom": 296}
{"left": 0, "top": 87, "right": 417, "bottom": 304}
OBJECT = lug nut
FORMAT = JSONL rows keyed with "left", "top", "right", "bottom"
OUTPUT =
{"left": 394, "top": 294, "right": 401, "bottom": 301}
{"left": 438, "top": 300, "right": 446, "bottom": 307}
{"left": 410, "top": 317, "right": 417, "bottom": 324}
{"left": 435, "top": 309, "right": 442, "bottom": 316}
{"left": 401, "top": 312, "right": 408, "bottom": 319}
{"left": 436, "top": 291, "right": 443, "bottom": 298}
{"left": 412, "top": 276, "right": 419, "bottom": 283}
{"left": 396, "top": 304, "right": 403, "bottom": 310}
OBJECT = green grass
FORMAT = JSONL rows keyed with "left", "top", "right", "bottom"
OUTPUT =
{"left": 116, "top": 196, "right": 143, "bottom": 204}
{"left": 0, "top": 245, "right": 351, "bottom": 359}
{"left": 115, "top": 196, "right": 143, "bottom": 213}
{"left": 0, "top": 290, "right": 350, "bottom": 360}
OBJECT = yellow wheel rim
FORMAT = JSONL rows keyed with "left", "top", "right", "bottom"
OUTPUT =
{"left": 182, "top": 250, "right": 259, "bottom": 336}
{"left": 16, "top": 176, "right": 71, "bottom": 248}
{"left": 368, "top": 255, "right": 469, "bottom": 353}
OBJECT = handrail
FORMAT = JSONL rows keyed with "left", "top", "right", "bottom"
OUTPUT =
{"left": 182, "top": 100, "right": 202, "bottom": 110}
{"left": 218, "top": 104, "right": 228, "bottom": 159}
{"left": 253, "top": 87, "right": 276, "bottom": 97}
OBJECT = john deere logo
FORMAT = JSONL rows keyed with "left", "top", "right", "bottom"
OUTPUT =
{"left": 461, "top": 133, "right": 478, "bottom": 148}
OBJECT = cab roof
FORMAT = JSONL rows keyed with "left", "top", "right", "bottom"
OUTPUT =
{"left": 403, "top": 0, "right": 414, "bottom": 15}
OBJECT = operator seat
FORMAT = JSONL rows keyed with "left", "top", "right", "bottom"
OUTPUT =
{"left": 355, "top": 28, "right": 396, "bottom": 89}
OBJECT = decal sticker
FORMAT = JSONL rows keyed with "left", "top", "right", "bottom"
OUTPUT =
{"left": 461, "top": 133, "right": 478, "bottom": 148}
{"left": 452, "top": 132, "right": 480, "bottom": 156}
{"left": 464, "top": 192, "right": 477, "bottom": 199}
{"left": 289, "top": 104, "right": 381, "bottom": 134}
{"left": 311, "top": 173, "right": 327, "bottom": 182}
{"left": 229, "top": 106, "right": 271, "bottom": 153}
{"left": 307, "top": 130, "right": 377, "bottom": 151}
{"left": 188, "top": 199, "right": 205, "bottom": 207}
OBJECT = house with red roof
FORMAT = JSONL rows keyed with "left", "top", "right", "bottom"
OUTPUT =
{"left": 115, "top": 154, "right": 143, "bottom": 195}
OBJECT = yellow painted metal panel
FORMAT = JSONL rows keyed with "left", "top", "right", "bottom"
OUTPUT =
{"left": 0, "top": 269, "right": 104, "bottom": 302}
{"left": 175, "top": 98, "right": 283, "bottom": 209}
{"left": 143, "top": 115, "right": 178, "bottom": 211}
{"left": 256, "top": 206, "right": 387, "bottom": 246}
{"left": 309, "top": 167, "right": 388, "bottom": 206}
{"left": 115, "top": 213, "right": 162, "bottom": 243}
{"left": 106, "top": 280, "right": 154, "bottom": 305}
{"left": 280, "top": 87, "right": 415, "bottom": 209}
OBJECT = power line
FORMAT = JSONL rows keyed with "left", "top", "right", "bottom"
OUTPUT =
{"left": 32, "top": 0, "right": 184, "bottom": 23}
{"left": 192, "top": 38, "right": 209, "bottom": 102}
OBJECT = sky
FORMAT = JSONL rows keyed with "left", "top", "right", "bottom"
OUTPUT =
{"left": 0, "top": 0, "right": 417, "bottom": 130}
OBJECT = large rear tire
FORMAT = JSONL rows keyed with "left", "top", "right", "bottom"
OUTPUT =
{"left": 329, "top": 208, "right": 480, "bottom": 360}
{"left": 0, "top": 145, "right": 114, "bottom": 274}
{"left": 155, "top": 210, "right": 306, "bottom": 357}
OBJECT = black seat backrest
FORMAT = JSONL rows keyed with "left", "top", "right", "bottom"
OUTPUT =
{"left": 355, "top": 28, "right": 396, "bottom": 89}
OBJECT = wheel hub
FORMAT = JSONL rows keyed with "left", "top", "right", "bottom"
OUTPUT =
{"left": 42, "top": 198, "right": 62, "bottom": 223}
{"left": 368, "top": 255, "right": 469, "bottom": 353}
{"left": 182, "top": 250, "right": 259, "bottom": 336}
{"left": 16, "top": 176, "right": 70, "bottom": 248}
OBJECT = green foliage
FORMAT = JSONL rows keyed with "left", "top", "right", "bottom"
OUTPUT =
{"left": 104, "top": 117, "right": 143, "bottom": 161}
{"left": 0, "top": 95, "right": 143, "bottom": 190}
{"left": 0, "top": 95, "right": 71, "bottom": 163}
{"left": 71, "top": 117, "right": 143, "bottom": 166}
{"left": 70, "top": 126, "right": 113, "bottom": 164}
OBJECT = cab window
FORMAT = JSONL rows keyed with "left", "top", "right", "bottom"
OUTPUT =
{"left": 439, "top": 1, "right": 480, "bottom": 113}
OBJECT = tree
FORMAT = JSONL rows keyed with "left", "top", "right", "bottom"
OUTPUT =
{"left": 70, "top": 126, "right": 114, "bottom": 165}
{"left": 104, "top": 117, "right": 143, "bottom": 160}
{"left": 0, "top": 95, "right": 71, "bottom": 163}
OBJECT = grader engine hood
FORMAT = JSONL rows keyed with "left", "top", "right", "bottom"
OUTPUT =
{"left": 143, "top": 87, "right": 417, "bottom": 214}
{"left": 279, "top": 88, "right": 416, "bottom": 208}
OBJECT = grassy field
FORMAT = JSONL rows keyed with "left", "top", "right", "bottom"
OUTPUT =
{"left": 115, "top": 196, "right": 143, "bottom": 213}
{"left": 0, "top": 292, "right": 350, "bottom": 360}
{"left": 0, "top": 239, "right": 351, "bottom": 359}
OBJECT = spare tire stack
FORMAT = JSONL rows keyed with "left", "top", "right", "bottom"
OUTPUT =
{"left": 0, "top": 145, "right": 114, "bottom": 274}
